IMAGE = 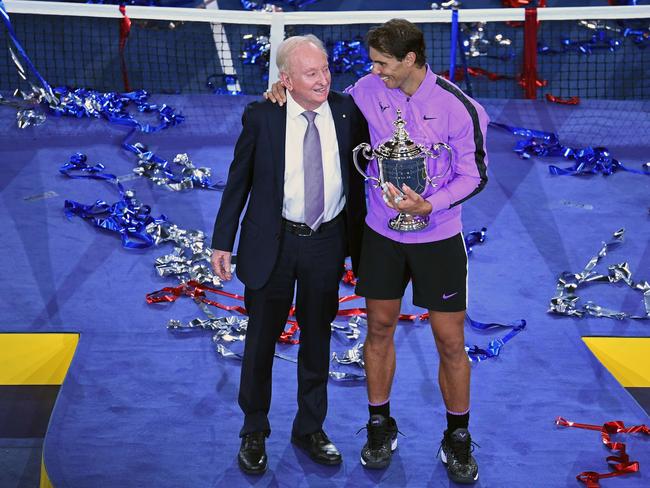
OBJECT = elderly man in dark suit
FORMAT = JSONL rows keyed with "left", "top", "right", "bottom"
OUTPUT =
{"left": 210, "top": 34, "right": 368, "bottom": 475}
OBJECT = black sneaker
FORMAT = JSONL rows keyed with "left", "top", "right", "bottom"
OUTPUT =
{"left": 359, "top": 414, "right": 398, "bottom": 469}
{"left": 439, "top": 428, "right": 479, "bottom": 484}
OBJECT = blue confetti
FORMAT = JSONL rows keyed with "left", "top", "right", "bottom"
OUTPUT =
{"left": 491, "top": 122, "right": 650, "bottom": 177}
{"left": 329, "top": 39, "right": 372, "bottom": 78}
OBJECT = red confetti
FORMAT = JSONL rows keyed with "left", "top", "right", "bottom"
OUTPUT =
{"left": 556, "top": 417, "right": 650, "bottom": 487}
{"left": 545, "top": 93, "right": 580, "bottom": 105}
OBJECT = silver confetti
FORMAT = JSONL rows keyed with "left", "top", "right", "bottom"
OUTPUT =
{"left": 1, "top": 91, "right": 46, "bottom": 129}
{"left": 131, "top": 143, "right": 217, "bottom": 192}
{"left": 329, "top": 371, "right": 366, "bottom": 381}
{"left": 579, "top": 20, "right": 622, "bottom": 34}
{"left": 431, "top": 0, "right": 461, "bottom": 9}
{"left": 330, "top": 315, "right": 364, "bottom": 341}
{"left": 148, "top": 221, "right": 222, "bottom": 286}
{"left": 461, "top": 22, "right": 513, "bottom": 58}
{"left": 548, "top": 229, "right": 649, "bottom": 320}
{"left": 16, "top": 109, "right": 45, "bottom": 128}
{"left": 329, "top": 315, "right": 367, "bottom": 381}
{"left": 332, "top": 342, "right": 364, "bottom": 368}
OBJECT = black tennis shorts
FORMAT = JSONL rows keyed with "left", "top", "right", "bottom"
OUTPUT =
{"left": 355, "top": 225, "right": 468, "bottom": 312}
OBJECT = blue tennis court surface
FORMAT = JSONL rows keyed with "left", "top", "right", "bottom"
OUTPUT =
{"left": 1, "top": 92, "right": 649, "bottom": 487}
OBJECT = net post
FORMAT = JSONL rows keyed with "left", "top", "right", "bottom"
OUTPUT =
{"left": 523, "top": 7, "right": 538, "bottom": 99}
{"left": 119, "top": 4, "right": 132, "bottom": 93}
{"left": 268, "top": 11, "right": 285, "bottom": 90}
{"left": 456, "top": 10, "right": 473, "bottom": 97}
{"left": 449, "top": 8, "right": 458, "bottom": 82}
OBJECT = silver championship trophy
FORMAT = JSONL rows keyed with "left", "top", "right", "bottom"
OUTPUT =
{"left": 352, "top": 109, "right": 453, "bottom": 231}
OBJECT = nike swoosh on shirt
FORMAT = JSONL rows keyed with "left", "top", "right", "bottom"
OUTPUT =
{"left": 423, "top": 115, "right": 436, "bottom": 120}
{"left": 442, "top": 292, "right": 458, "bottom": 300}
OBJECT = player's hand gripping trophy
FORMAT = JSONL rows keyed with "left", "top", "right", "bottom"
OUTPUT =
{"left": 352, "top": 109, "right": 452, "bottom": 231}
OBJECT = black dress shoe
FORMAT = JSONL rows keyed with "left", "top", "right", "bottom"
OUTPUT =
{"left": 238, "top": 432, "right": 267, "bottom": 475}
{"left": 291, "top": 430, "right": 342, "bottom": 465}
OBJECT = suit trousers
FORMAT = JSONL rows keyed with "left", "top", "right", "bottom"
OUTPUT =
{"left": 238, "top": 216, "right": 346, "bottom": 438}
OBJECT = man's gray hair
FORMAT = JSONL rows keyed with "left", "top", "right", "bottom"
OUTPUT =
{"left": 276, "top": 35, "right": 328, "bottom": 74}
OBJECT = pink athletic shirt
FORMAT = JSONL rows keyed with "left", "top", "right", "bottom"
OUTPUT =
{"left": 346, "top": 66, "right": 489, "bottom": 244}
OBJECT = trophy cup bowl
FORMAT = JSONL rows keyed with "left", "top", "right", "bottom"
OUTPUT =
{"left": 352, "top": 109, "right": 452, "bottom": 232}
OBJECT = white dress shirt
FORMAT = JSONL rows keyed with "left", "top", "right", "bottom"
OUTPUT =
{"left": 282, "top": 91, "right": 345, "bottom": 224}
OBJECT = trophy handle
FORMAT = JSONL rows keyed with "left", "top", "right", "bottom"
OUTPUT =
{"left": 352, "top": 143, "right": 381, "bottom": 187}
{"left": 426, "top": 142, "right": 453, "bottom": 186}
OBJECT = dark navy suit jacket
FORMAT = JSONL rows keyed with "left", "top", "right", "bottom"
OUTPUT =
{"left": 211, "top": 91, "right": 369, "bottom": 290}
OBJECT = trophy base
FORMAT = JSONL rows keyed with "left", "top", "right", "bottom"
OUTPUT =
{"left": 388, "top": 213, "right": 429, "bottom": 232}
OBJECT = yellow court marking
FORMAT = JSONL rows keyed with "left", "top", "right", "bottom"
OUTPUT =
{"left": 40, "top": 458, "right": 53, "bottom": 488}
{"left": 583, "top": 337, "right": 650, "bottom": 388}
{"left": 0, "top": 333, "right": 79, "bottom": 488}
{"left": 0, "top": 333, "right": 78, "bottom": 385}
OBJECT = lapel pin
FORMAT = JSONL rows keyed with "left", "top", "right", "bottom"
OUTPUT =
{"left": 342, "top": 114, "right": 346, "bottom": 118}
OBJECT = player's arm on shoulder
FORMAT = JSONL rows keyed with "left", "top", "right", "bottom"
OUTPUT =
{"left": 263, "top": 81, "right": 287, "bottom": 105}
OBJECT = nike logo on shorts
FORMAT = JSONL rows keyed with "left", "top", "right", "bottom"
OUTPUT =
{"left": 423, "top": 115, "right": 436, "bottom": 120}
{"left": 442, "top": 292, "right": 458, "bottom": 300}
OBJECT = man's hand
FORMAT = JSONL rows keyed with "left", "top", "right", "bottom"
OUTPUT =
{"left": 263, "top": 81, "right": 287, "bottom": 106}
{"left": 383, "top": 182, "right": 432, "bottom": 216}
{"left": 211, "top": 249, "right": 233, "bottom": 281}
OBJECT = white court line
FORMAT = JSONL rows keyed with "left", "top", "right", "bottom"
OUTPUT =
{"left": 205, "top": 0, "right": 242, "bottom": 94}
